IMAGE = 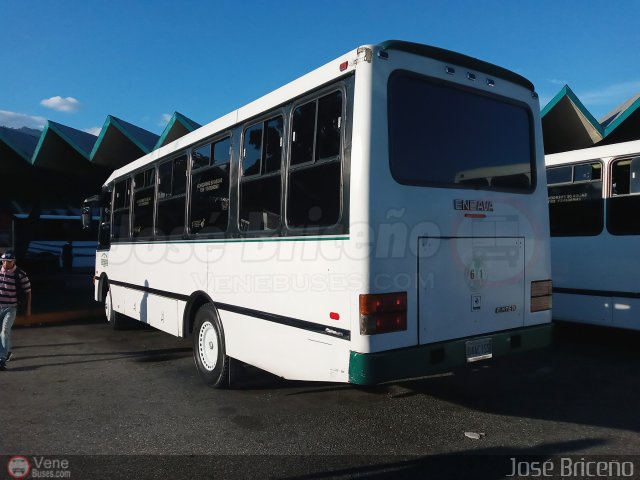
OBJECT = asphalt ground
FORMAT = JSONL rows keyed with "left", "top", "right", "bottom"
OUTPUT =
{"left": 1, "top": 319, "right": 640, "bottom": 479}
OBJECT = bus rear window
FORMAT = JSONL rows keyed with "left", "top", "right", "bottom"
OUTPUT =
{"left": 388, "top": 71, "right": 533, "bottom": 191}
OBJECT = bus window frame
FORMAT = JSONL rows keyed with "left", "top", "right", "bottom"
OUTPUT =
{"left": 607, "top": 155, "right": 640, "bottom": 236}
{"left": 546, "top": 159, "right": 604, "bottom": 237}
{"left": 111, "top": 176, "right": 132, "bottom": 242}
{"left": 285, "top": 85, "right": 347, "bottom": 234}
{"left": 131, "top": 165, "right": 157, "bottom": 240}
{"left": 238, "top": 111, "right": 286, "bottom": 235}
{"left": 102, "top": 76, "right": 353, "bottom": 244}
{"left": 155, "top": 154, "right": 188, "bottom": 240}
{"left": 187, "top": 133, "right": 234, "bottom": 238}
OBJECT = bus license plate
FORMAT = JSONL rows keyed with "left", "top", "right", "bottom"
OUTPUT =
{"left": 466, "top": 337, "right": 493, "bottom": 363}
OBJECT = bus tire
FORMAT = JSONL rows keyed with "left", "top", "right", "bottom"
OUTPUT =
{"left": 105, "top": 287, "right": 126, "bottom": 330}
{"left": 193, "top": 304, "right": 230, "bottom": 388}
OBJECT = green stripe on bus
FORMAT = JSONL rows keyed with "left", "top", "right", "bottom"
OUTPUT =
{"left": 112, "top": 236, "right": 350, "bottom": 246}
{"left": 348, "top": 324, "right": 552, "bottom": 385}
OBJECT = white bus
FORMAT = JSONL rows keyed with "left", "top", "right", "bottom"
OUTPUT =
{"left": 84, "top": 40, "right": 552, "bottom": 388}
{"left": 546, "top": 139, "right": 640, "bottom": 330}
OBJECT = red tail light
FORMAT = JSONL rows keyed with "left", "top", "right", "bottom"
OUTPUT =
{"left": 359, "top": 292, "right": 407, "bottom": 335}
{"left": 531, "top": 280, "right": 552, "bottom": 312}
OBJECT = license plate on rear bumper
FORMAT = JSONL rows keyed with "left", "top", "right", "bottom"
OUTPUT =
{"left": 466, "top": 337, "right": 493, "bottom": 363}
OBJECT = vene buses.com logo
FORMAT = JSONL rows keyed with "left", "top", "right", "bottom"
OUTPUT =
{"left": 7, "top": 456, "right": 30, "bottom": 479}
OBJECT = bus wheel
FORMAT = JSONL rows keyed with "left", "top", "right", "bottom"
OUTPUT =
{"left": 105, "top": 287, "right": 126, "bottom": 330}
{"left": 193, "top": 304, "right": 230, "bottom": 388}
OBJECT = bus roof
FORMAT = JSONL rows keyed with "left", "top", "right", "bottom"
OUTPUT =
{"left": 105, "top": 40, "right": 536, "bottom": 186}
{"left": 546, "top": 139, "right": 640, "bottom": 167}
{"left": 379, "top": 40, "right": 534, "bottom": 91}
{"left": 104, "top": 44, "right": 364, "bottom": 185}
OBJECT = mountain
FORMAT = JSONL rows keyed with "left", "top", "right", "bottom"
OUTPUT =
{"left": 17, "top": 127, "right": 42, "bottom": 138}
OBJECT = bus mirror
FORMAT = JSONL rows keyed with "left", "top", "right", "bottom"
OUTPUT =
{"left": 100, "top": 191, "right": 111, "bottom": 208}
{"left": 81, "top": 205, "right": 92, "bottom": 230}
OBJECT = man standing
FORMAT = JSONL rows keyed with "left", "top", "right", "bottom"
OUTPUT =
{"left": 0, "top": 250, "right": 31, "bottom": 370}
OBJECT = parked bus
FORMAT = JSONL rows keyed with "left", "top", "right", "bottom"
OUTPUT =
{"left": 546, "top": 139, "right": 640, "bottom": 330}
{"left": 84, "top": 40, "right": 552, "bottom": 387}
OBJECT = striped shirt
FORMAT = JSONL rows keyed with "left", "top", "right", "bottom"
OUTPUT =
{"left": 0, "top": 266, "right": 31, "bottom": 307}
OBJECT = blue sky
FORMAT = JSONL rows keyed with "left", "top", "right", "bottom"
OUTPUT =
{"left": 1, "top": 0, "right": 639, "bottom": 136}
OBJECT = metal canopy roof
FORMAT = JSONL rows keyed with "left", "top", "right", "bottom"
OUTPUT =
{"left": 31, "top": 121, "right": 98, "bottom": 174}
{"left": 0, "top": 126, "right": 39, "bottom": 164}
{"left": 154, "top": 112, "right": 201, "bottom": 149}
{"left": 541, "top": 85, "right": 603, "bottom": 154}
{"left": 0, "top": 127, "right": 37, "bottom": 198}
{"left": 90, "top": 115, "right": 159, "bottom": 169}
{"left": 542, "top": 85, "right": 640, "bottom": 153}
{"left": 598, "top": 94, "right": 640, "bottom": 146}
{"left": 0, "top": 112, "right": 194, "bottom": 206}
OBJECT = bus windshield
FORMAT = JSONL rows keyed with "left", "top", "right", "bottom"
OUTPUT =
{"left": 388, "top": 71, "right": 533, "bottom": 191}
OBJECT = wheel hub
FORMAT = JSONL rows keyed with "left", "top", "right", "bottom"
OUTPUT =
{"left": 198, "top": 321, "right": 218, "bottom": 371}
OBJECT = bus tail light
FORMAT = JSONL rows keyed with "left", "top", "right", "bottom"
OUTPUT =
{"left": 359, "top": 292, "right": 407, "bottom": 335}
{"left": 531, "top": 280, "right": 552, "bottom": 312}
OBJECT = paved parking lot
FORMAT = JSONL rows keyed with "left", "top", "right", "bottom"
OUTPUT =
{"left": 2, "top": 319, "right": 640, "bottom": 478}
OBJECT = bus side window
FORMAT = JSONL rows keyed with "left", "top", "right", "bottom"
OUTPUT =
{"left": 611, "top": 159, "right": 630, "bottom": 195}
{"left": 112, "top": 178, "right": 131, "bottom": 240}
{"left": 190, "top": 137, "right": 231, "bottom": 235}
{"left": 546, "top": 166, "right": 572, "bottom": 185}
{"left": 608, "top": 157, "right": 640, "bottom": 235}
{"left": 547, "top": 162, "right": 603, "bottom": 237}
{"left": 287, "top": 91, "right": 342, "bottom": 229}
{"left": 156, "top": 155, "right": 187, "bottom": 238}
{"left": 132, "top": 167, "right": 155, "bottom": 238}
{"left": 240, "top": 117, "right": 283, "bottom": 232}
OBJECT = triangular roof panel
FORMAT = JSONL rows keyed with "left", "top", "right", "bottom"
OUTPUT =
{"left": 600, "top": 93, "right": 640, "bottom": 130}
{"left": 31, "top": 121, "right": 98, "bottom": 174}
{"left": 541, "top": 85, "right": 604, "bottom": 154}
{"left": 154, "top": 112, "right": 201, "bottom": 149}
{"left": 0, "top": 126, "right": 40, "bottom": 161}
{"left": 0, "top": 127, "right": 37, "bottom": 196}
{"left": 90, "top": 115, "right": 159, "bottom": 168}
{"left": 597, "top": 95, "right": 640, "bottom": 146}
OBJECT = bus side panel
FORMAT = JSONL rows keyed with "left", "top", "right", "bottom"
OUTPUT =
{"left": 552, "top": 292, "right": 613, "bottom": 326}
{"left": 147, "top": 294, "right": 180, "bottom": 337}
{"left": 124, "top": 287, "right": 145, "bottom": 321}
{"left": 206, "top": 241, "right": 354, "bottom": 337}
{"left": 552, "top": 234, "right": 640, "bottom": 329}
{"left": 110, "top": 283, "right": 127, "bottom": 314}
{"left": 220, "top": 310, "right": 351, "bottom": 383}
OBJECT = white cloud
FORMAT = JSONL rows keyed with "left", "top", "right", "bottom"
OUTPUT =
{"left": 548, "top": 78, "right": 567, "bottom": 86}
{"left": 159, "top": 113, "right": 172, "bottom": 127}
{"left": 40, "top": 96, "right": 81, "bottom": 112}
{"left": 0, "top": 110, "right": 47, "bottom": 129}
{"left": 84, "top": 127, "right": 102, "bottom": 136}
{"left": 578, "top": 81, "right": 640, "bottom": 107}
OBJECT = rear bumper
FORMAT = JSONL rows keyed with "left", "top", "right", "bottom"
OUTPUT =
{"left": 348, "top": 323, "right": 552, "bottom": 385}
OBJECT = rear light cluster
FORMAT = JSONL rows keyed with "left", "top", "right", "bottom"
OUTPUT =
{"left": 531, "top": 280, "right": 552, "bottom": 312}
{"left": 359, "top": 292, "right": 407, "bottom": 335}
